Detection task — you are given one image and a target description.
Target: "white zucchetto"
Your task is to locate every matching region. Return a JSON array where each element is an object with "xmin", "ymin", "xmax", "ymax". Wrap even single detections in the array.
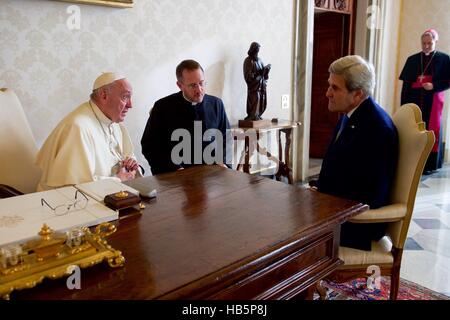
[{"xmin": 93, "ymin": 72, "xmax": 125, "ymax": 90}]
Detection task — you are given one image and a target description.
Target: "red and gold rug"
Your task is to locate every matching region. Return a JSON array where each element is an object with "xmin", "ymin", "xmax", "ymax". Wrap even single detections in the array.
[{"xmin": 318, "ymin": 277, "xmax": 449, "ymax": 300}]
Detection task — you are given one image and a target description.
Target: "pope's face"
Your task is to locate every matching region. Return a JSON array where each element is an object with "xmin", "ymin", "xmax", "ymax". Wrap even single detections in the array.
[
  {"xmin": 105, "ymin": 79, "xmax": 133, "ymax": 123},
  {"xmin": 422, "ymin": 34, "xmax": 436, "ymax": 55},
  {"xmin": 177, "ymin": 68, "xmax": 205, "ymax": 103}
]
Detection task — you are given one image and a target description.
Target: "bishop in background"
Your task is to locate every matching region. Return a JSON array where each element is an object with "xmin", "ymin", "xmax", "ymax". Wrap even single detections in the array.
[{"xmin": 399, "ymin": 28, "xmax": 450, "ymax": 174}]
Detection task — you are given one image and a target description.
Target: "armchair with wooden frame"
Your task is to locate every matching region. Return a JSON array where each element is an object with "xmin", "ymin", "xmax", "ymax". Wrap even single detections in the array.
[
  {"xmin": 318, "ymin": 103, "xmax": 435, "ymax": 300},
  {"xmin": 0, "ymin": 88, "xmax": 41, "ymax": 197}
]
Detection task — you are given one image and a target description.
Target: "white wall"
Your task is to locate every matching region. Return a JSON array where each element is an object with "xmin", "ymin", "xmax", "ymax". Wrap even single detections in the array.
[
  {"xmin": 0, "ymin": 0, "xmax": 294, "ymax": 173},
  {"xmin": 376, "ymin": 0, "xmax": 401, "ymax": 115}
]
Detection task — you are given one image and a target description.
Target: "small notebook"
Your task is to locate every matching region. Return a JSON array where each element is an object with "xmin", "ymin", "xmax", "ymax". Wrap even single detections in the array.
[
  {"xmin": 0, "ymin": 186, "xmax": 118, "ymax": 246},
  {"xmin": 125, "ymin": 177, "xmax": 158, "ymax": 199}
]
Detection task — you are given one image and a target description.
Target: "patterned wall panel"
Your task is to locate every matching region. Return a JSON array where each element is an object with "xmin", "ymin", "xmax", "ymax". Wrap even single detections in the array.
[
  {"xmin": 0, "ymin": 0, "xmax": 294, "ymax": 173},
  {"xmin": 398, "ymin": 0, "xmax": 450, "ymax": 66}
]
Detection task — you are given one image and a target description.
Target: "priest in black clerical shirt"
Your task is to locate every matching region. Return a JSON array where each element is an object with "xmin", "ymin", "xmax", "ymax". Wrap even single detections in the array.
[
  {"xmin": 399, "ymin": 29, "xmax": 450, "ymax": 173},
  {"xmin": 141, "ymin": 59, "xmax": 231, "ymax": 175}
]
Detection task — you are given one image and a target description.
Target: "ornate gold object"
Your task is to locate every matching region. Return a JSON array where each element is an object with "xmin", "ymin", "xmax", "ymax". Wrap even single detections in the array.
[
  {"xmin": 52, "ymin": 0, "xmax": 133, "ymax": 8},
  {"xmin": 0, "ymin": 222, "xmax": 125, "ymax": 300},
  {"xmin": 139, "ymin": 203, "xmax": 146, "ymax": 210},
  {"xmin": 115, "ymin": 191, "xmax": 129, "ymax": 198}
]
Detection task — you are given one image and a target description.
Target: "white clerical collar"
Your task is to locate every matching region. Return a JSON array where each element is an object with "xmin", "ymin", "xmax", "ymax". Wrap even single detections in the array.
[
  {"xmin": 90, "ymin": 100, "xmax": 114, "ymax": 127},
  {"xmin": 423, "ymin": 50, "xmax": 435, "ymax": 56},
  {"xmin": 346, "ymin": 97, "xmax": 368, "ymax": 118},
  {"xmin": 182, "ymin": 92, "xmax": 198, "ymax": 106}
]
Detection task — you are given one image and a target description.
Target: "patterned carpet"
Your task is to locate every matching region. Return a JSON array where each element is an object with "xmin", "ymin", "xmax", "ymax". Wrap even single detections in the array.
[{"xmin": 316, "ymin": 277, "xmax": 450, "ymax": 300}]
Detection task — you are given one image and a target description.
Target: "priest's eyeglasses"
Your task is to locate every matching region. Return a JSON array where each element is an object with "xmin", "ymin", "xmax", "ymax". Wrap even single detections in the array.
[
  {"xmin": 41, "ymin": 190, "xmax": 89, "ymax": 216},
  {"xmin": 184, "ymin": 81, "xmax": 207, "ymax": 90}
]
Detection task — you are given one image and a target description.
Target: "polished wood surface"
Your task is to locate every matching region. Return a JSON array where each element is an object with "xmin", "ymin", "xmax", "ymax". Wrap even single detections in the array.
[{"xmin": 12, "ymin": 166, "xmax": 367, "ymax": 300}]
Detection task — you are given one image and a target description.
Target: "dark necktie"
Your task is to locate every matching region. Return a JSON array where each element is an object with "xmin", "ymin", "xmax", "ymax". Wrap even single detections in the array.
[{"xmin": 335, "ymin": 114, "xmax": 349, "ymax": 142}]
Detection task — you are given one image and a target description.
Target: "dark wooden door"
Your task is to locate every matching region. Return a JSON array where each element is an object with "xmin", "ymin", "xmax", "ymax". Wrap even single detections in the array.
[{"xmin": 309, "ymin": 10, "xmax": 354, "ymax": 158}]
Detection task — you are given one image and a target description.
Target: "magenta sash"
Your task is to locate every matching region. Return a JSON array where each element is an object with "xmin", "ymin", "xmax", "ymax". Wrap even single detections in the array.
[{"xmin": 429, "ymin": 91, "xmax": 445, "ymax": 152}]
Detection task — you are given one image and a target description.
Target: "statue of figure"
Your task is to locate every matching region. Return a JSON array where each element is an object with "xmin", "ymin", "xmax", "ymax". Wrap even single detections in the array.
[{"xmin": 243, "ymin": 42, "xmax": 271, "ymax": 121}]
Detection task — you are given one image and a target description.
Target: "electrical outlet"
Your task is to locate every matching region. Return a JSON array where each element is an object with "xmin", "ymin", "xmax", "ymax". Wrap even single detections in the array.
[{"xmin": 281, "ymin": 94, "xmax": 289, "ymax": 109}]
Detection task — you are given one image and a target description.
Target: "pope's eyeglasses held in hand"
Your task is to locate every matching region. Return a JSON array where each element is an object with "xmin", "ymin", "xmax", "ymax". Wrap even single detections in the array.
[{"xmin": 41, "ymin": 190, "xmax": 89, "ymax": 216}]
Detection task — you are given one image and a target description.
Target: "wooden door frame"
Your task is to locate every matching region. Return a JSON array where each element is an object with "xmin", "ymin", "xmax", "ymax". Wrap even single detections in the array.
[
  {"xmin": 291, "ymin": 0, "xmax": 315, "ymax": 183},
  {"xmin": 292, "ymin": 0, "xmax": 369, "ymax": 183}
]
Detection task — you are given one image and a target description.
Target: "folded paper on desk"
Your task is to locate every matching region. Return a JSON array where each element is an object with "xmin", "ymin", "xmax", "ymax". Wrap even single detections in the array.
[
  {"xmin": 124, "ymin": 178, "xmax": 158, "ymax": 199},
  {"xmin": 75, "ymin": 179, "xmax": 140, "ymax": 202},
  {"xmin": 0, "ymin": 186, "xmax": 118, "ymax": 247}
]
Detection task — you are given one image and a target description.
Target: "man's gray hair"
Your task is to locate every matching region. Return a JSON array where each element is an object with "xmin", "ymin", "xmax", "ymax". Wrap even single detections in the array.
[
  {"xmin": 90, "ymin": 82, "xmax": 114, "ymax": 101},
  {"xmin": 328, "ymin": 55, "xmax": 375, "ymax": 97}
]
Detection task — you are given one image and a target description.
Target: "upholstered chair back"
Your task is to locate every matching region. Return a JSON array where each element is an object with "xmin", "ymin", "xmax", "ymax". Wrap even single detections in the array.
[
  {"xmin": 0, "ymin": 88, "xmax": 41, "ymax": 193},
  {"xmin": 387, "ymin": 104, "xmax": 435, "ymax": 248},
  {"xmin": 322, "ymin": 103, "xmax": 435, "ymax": 300}
]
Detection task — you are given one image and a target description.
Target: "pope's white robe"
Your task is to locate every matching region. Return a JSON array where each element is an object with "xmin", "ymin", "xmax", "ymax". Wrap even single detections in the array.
[{"xmin": 36, "ymin": 101, "xmax": 138, "ymax": 191}]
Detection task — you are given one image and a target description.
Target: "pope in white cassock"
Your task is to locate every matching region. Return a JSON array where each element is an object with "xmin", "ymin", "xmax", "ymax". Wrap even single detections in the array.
[{"xmin": 36, "ymin": 73, "xmax": 142, "ymax": 191}]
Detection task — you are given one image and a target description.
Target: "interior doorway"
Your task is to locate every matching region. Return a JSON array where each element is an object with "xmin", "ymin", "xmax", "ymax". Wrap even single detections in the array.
[{"xmin": 309, "ymin": 3, "xmax": 357, "ymax": 159}]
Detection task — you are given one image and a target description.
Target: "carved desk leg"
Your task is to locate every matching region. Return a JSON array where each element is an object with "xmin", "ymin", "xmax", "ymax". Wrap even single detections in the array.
[
  {"xmin": 242, "ymin": 133, "xmax": 258, "ymax": 174},
  {"xmin": 305, "ymin": 284, "xmax": 317, "ymax": 300},
  {"xmin": 275, "ymin": 130, "xmax": 283, "ymax": 182},
  {"xmin": 316, "ymin": 280, "xmax": 328, "ymax": 300},
  {"xmin": 274, "ymin": 128, "xmax": 294, "ymax": 184},
  {"xmin": 278, "ymin": 129, "xmax": 283, "ymax": 166},
  {"xmin": 235, "ymin": 134, "xmax": 245, "ymax": 172},
  {"xmin": 243, "ymin": 135, "xmax": 251, "ymax": 173},
  {"xmin": 284, "ymin": 128, "xmax": 294, "ymax": 184}
]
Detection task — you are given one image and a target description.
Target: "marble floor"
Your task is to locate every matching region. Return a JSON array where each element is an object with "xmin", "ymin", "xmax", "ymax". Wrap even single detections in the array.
[
  {"xmin": 401, "ymin": 165, "xmax": 450, "ymax": 297},
  {"xmin": 308, "ymin": 159, "xmax": 450, "ymax": 297}
]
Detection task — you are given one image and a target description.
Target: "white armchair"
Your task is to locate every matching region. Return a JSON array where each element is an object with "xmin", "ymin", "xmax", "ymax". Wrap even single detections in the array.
[{"xmin": 0, "ymin": 88, "xmax": 41, "ymax": 195}]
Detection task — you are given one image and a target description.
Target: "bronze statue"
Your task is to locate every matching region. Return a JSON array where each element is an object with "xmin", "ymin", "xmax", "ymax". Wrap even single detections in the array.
[{"xmin": 243, "ymin": 42, "xmax": 271, "ymax": 121}]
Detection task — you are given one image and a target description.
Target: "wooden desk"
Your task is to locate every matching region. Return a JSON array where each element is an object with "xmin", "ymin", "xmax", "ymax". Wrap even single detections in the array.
[
  {"xmin": 232, "ymin": 120, "xmax": 299, "ymax": 184},
  {"xmin": 12, "ymin": 166, "xmax": 367, "ymax": 300}
]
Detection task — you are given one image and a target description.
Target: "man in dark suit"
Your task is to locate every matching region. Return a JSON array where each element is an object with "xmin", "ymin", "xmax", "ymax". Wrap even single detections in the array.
[
  {"xmin": 317, "ymin": 55, "xmax": 399, "ymax": 251},
  {"xmin": 141, "ymin": 60, "xmax": 231, "ymax": 175},
  {"xmin": 399, "ymin": 29, "xmax": 450, "ymax": 174}
]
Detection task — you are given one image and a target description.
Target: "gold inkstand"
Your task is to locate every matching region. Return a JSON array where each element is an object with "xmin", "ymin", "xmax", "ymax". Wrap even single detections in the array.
[{"xmin": 0, "ymin": 222, "xmax": 125, "ymax": 300}]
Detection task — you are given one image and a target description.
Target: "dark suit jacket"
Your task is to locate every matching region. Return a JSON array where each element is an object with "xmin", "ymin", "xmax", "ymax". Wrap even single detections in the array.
[
  {"xmin": 399, "ymin": 51, "xmax": 450, "ymax": 126},
  {"xmin": 141, "ymin": 92, "xmax": 231, "ymax": 175},
  {"xmin": 317, "ymin": 97, "xmax": 399, "ymax": 250}
]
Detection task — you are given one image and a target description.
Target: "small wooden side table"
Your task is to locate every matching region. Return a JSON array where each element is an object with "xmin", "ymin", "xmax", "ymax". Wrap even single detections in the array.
[{"xmin": 232, "ymin": 120, "xmax": 299, "ymax": 184}]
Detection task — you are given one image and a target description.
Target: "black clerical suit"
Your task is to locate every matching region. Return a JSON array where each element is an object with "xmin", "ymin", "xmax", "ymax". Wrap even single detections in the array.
[
  {"xmin": 399, "ymin": 51, "xmax": 450, "ymax": 172},
  {"xmin": 318, "ymin": 97, "xmax": 399, "ymax": 251},
  {"xmin": 141, "ymin": 92, "xmax": 231, "ymax": 175}
]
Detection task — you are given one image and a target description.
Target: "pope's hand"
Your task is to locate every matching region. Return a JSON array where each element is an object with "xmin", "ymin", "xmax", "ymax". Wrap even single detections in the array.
[
  {"xmin": 122, "ymin": 157, "xmax": 139, "ymax": 172},
  {"xmin": 117, "ymin": 167, "xmax": 136, "ymax": 181}
]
